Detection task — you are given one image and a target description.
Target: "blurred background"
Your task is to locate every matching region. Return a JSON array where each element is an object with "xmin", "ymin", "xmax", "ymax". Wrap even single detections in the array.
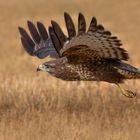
[
  {"xmin": 1, "ymin": 0, "xmax": 140, "ymax": 74},
  {"xmin": 0, "ymin": 0, "xmax": 140, "ymax": 140}
]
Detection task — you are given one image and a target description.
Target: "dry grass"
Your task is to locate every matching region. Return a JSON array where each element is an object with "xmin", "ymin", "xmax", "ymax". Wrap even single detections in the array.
[{"xmin": 0, "ymin": 0, "xmax": 140, "ymax": 139}]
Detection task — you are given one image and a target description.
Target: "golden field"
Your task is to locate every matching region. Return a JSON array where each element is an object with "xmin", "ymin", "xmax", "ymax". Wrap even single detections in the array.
[{"xmin": 0, "ymin": 0, "xmax": 140, "ymax": 139}]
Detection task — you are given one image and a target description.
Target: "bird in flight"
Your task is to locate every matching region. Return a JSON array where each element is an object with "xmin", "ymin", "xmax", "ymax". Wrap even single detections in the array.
[{"xmin": 18, "ymin": 12, "xmax": 140, "ymax": 98}]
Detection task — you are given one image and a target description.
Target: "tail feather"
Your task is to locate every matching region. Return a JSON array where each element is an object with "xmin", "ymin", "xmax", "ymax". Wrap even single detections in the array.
[{"xmin": 114, "ymin": 62, "xmax": 140, "ymax": 79}]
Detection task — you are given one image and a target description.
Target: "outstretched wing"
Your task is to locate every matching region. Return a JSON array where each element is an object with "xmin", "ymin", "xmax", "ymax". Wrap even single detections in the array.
[
  {"xmin": 19, "ymin": 21, "xmax": 59, "ymax": 59},
  {"xmin": 18, "ymin": 12, "xmax": 87, "ymax": 59},
  {"xmin": 49, "ymin": 12, "xmax": 86, "ymax": 56},
  {"xmin": 50, "ymin": 15, "xmax": 129, "ymax": 63}
]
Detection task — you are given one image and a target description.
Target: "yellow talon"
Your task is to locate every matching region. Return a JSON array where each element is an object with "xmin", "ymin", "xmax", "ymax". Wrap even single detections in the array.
[{"xmin": 117, "ymin": 84, "xmax": 136, "ymax": 98}]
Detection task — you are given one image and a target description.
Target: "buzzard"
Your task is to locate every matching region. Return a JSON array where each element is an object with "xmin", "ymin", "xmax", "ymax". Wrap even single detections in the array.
[{"xmin": 18, "ymin": 12, "xmax": 140, "ymax": 98}]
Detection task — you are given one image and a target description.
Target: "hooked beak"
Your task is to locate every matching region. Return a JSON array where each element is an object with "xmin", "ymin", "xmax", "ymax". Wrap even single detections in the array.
[{"xmin": 37, "ymin": 64, "xmax": 46, "ymax": 72}]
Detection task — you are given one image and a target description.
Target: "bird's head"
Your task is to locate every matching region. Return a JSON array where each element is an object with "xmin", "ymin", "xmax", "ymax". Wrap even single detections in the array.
[
  {"xmin": 37, "ymin": 61, "xmax": 56, "ymax": 74},
  {"xmin": 37, "ymin": 58, "xmax": 68, "ymax": 76}
]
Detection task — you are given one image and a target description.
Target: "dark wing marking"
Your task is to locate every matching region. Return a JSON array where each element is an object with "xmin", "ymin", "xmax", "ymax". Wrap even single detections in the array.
[
  {"xmin": 78, "ymin": 13, "xmax": 86, "ymax": 35},
  {"xmin": 19, "ymin": 21, "xmax": 59, "ymax": 59},
  {"xmin": 61, "ymin": 34, "xmax": 128, "ymax": 61},
  {"xmin": 49, "ymin": 26, "xmax": 62, "ymax": 56},
  {"xmin": 37, "ymin": 22, "xmax": 48, "ymax": 41},
  {"xmin": 19, "ymin": 13, "xmax": 86, "ymax": 59},
  {"xmin": 27, "ymin": 21, "xmax": 41, "ymax": 44},
  {"xmin": 20, "ymin": 37, "xmax": 34, "ymax": 56},
  {"xmin": 88, "ymin": 17, "xmax": 97, "ymax": 32},
  {"xmin": 50, "ymin": 16, "xmax": 129, "ymax": 62},
  {"xmin": 64, "ymin": 12, "xmax": 76, "ymax": 39},
  {"xmin": 51, "ymin": 20, "xmax": 67, "ymax": 47},
  {"xmin": 19, "ymin": 27, "xmax": 35, "ymax": 56}
]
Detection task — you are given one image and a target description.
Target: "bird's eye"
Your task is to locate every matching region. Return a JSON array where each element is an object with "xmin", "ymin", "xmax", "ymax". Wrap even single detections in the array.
[{"xmin": 45, "ymin": 65, "xmax": 50, "ymax": 68}]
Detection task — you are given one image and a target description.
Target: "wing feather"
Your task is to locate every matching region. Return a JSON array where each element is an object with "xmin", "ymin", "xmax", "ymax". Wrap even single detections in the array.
[
  {"xmin": 37, "ymin": 22, "xmax": 49, "ymax": 41},
  {"xmin": 27, "ymin": 21, "xmax": 41, "ymax": 44},
  {"xmin": 20, "ymin": 37, "xmax": 34, "ymax": 56},
  {"xmin": 64, "ymin": 12, "xmax": 76, "ymax": 39},
  {"xmin": 18, "ymin": 27, "xmax": 35, "ymax": 55},
  {"xmin": 49, "ymin": 26, "xmax": 62, "ymax": 56},
  {"xmin": 19, "ymin": 13, "xmax": 128, "ymax": 62},
  {"xmin": 78, "ymin": 13, "xmax": 86, "ymax": 35},
  {"xmin": 51, "ymin": 20, "xmax": 67, "ymax": 47},
  {"xmin": 52, "ymin": 16, "xmax": 129, "ymax": 61},
  {"xmin": 19, "ymin": 22, "xmax": 59, "ymax": 58},
  {"xmin": 88, "ymin": 17, "xmax": 97, "ymax": 32},
  {"xmin": 60, "ymin": 33, "xmax": 129, "ymax": 61}
]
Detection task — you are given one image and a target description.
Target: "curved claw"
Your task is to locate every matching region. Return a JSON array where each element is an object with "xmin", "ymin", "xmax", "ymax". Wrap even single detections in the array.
[
  {"xmin": 124, "ymin": 90, "xmax": 136, "ymax": 98},
  {"xmin": 117, "ymin": 84, "xmax": 136, "ymax": 98}
]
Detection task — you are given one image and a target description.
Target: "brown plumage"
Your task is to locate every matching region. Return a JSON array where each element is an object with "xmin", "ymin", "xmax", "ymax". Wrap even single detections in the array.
[{"xmin": 19, "ymin": 12, "xmax": 140, "ymax": 98}]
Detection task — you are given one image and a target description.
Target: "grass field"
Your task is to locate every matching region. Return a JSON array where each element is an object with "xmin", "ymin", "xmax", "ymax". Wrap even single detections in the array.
[{"xmin": 0, "ymin": 0, "xmax": 140, "ymax": 139}]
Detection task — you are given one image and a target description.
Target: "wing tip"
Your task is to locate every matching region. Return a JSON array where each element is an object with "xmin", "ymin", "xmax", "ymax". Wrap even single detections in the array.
[
  {"xmin": 27, "ymin": 20, "xmax": 33, "ymax": 26},
  {"xmin": 64, "ymin": 12, "xmax": 70, "ymax": 18},
  {"xmin": 18, "ymin": 26, "xmax": 25, "ymax": 36},
  {"xmin": 78, "ymin": 12, "xmax": 86, "ymax": 35},
  {"xmin": 37, "ymin": 21, "xmax": 48, "ymax": 41},
  {"xmin": 88, "ymin": 16, "xmax": 97, "ymax": 32},
  {"xmin": 78, "ymin": 12, "xmax": 84, "ymax": 18},
  {"xmin": 48, "ymin": 26, "xmax": 62, "ymax": 56},
  {"xmin": 20, "ymin": 37, "xmax": 34, "ymax": 56},
  {"xmin": 51, "ymin": 20, "xmax": 59, "ymax": 28}
]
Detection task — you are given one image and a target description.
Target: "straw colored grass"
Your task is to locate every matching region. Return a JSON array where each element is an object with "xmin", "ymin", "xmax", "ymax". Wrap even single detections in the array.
[{"xmin": 0, "ymin": 0, "xmax": 140, "ymax": 139}]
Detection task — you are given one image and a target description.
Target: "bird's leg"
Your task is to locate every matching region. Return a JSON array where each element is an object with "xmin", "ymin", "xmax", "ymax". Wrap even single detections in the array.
[{"xmin": 116, "ymin": 84, "xmax": 136, "ymax": 98}]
